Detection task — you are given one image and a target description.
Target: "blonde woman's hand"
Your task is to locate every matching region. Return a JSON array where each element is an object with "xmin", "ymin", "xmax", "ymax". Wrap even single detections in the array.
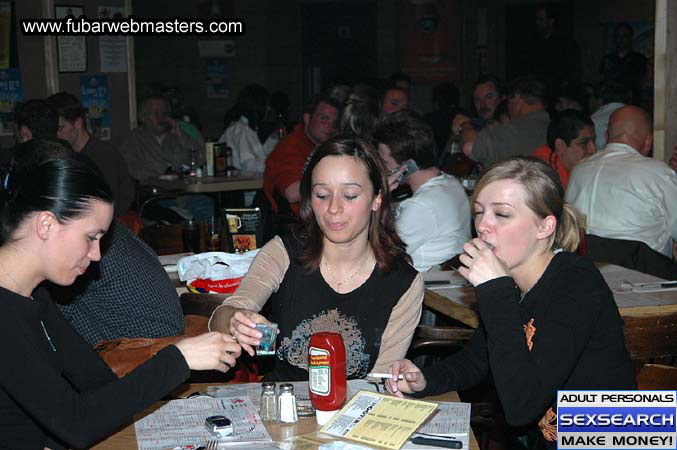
[
  {"xmin": 230, "ymin": 309, "xmax": 271, "ymax": 356},
  {"xmin": 175, "ymin": 332, "xmax": 241, "ymax": 373},
  {"xmin": 458, "ymin": 238, "xmax": 509, "ymax": 286},
  {"xmin": 385, "ymin": 359, "xmax": 427, "ymax": 398}
]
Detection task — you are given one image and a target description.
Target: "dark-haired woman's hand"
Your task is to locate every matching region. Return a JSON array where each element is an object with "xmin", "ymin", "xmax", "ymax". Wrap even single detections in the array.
[
  {"xmin": 458, "ymin": 238, "xmax": 509, "ymax": 286},
  {"xmin": 230, "ymin": 310, "xmax": 272, "ymax": 357},
  {"xmin": 175, "ymin": 332, "xmax": 241, "ymax": 373}
]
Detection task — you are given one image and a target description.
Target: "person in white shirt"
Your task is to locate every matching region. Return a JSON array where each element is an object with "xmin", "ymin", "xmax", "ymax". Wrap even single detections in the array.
[
  {"xmin": 218, "ymin": 84, "xmax": 278, "ymax": 174},
  {"xmin": 566, "ymin": 105, "xmax": 677, "ymax": 259},
  {"xmin": 590, "ymin": 80, "xmax": 629, "ymax": 151},
  {"xmin": 374, "ymin": 110, "xmax": 471, "ymax": 272}
]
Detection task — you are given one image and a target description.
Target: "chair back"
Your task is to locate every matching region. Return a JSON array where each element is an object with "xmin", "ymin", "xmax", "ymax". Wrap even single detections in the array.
[
  {"xmin": 585, "ymin": 234, "xmax": 677, "ymax": 280},
  {"xmin": 637, "ymin": 364, "xmax": 677, "ymax": 389}
]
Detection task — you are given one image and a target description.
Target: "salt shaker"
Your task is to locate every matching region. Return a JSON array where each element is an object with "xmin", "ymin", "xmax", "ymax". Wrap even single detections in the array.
[
  {"xmin": 278, "ymin": 383, "xmax": 298, "ymax": 423},
  {"xmin": 260, "ymin": 382, "xmax": 277, "ymax": 422}
]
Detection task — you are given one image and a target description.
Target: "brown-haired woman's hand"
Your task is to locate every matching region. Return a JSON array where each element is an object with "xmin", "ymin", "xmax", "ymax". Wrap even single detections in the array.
[
  {"xmin": 175, "ymin": 332, "xmax": 241, "ymax": 373},
  {"xmin": 230, "ymin": 309, "xmax": 272, "ymax": 357},
  {"xmin": 458, "ymin": 238, "xmax": 509, "ymax": 286},
  {"xmin": 385, "ymin": 359, "xmax": 426, "ymax": 398}
]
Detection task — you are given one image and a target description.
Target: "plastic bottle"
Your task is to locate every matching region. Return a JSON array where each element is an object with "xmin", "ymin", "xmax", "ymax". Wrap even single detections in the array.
[{"xmin": 308, "ymin": 332, "xmax": 347, "ymax": 425}]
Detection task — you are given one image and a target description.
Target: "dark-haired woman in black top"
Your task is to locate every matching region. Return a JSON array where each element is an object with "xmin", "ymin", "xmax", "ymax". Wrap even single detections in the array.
[{"xmin": 0, "ymin": 139, "xmax": 241, "ymax": 449}]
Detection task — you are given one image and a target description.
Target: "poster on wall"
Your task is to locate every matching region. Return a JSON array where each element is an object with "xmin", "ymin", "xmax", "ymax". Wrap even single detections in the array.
[
  {"xmin": 206, "ymin": 58, "xmax": 228, "ymax": 98},
  {"xmin": 98, "ymin": 6, "xmax": 127, "ymax": 72},
  {"xmin": 80, "ymin": 75, "xmax": 111, "ymax": 140},
  {"xmin": 56, "ymin": 6, "xmax": 86, "ymax": 73},
  {"xmin": 0, "ymin": 1, "xmax": 11, "ymax": 69},
  {"xmin": 399, "ymin": 0, "xmax": 462, "ymax": 83},
  {"xmin": 0, "ymin": 67, "xmax": 22, "ymax": 136}
]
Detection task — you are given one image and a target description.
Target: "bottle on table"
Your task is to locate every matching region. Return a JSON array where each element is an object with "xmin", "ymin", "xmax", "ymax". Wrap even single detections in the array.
[{"xmin": 308, "ymin": 332, "xmax": 347, "ymax": 425}]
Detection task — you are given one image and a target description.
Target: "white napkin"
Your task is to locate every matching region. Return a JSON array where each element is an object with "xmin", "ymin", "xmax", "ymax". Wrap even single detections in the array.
[{"xmin": 177, "ymin": 250, "xmax": 260, "ymax": 283}]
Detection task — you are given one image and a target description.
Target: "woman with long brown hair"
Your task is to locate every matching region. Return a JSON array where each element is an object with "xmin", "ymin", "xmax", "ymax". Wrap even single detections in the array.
[{"xmin": 210, "ymin": 135, "xmax": 423, "ymax": 381}]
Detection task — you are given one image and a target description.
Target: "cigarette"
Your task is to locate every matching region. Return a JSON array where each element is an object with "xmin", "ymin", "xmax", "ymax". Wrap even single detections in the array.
[{"xmin": 366, "ymin": 372, "xmax": 404, "ymax": 380}]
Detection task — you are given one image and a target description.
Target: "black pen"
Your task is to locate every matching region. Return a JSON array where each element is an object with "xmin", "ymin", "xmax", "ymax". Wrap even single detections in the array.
[{"xmin": 411, "ymin": 436, "xmax": 463, "ymax": 449}]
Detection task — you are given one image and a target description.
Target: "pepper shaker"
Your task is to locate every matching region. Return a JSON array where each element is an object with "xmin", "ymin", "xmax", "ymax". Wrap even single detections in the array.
[{"xmin": 260, "ymin": 382, "xmax": 277, "ymax": 422}]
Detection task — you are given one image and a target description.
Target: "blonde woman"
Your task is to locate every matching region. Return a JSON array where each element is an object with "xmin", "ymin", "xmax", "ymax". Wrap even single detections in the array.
[{"xmin": 387, "ymin": 157, "xmax": 634, "ymax": 448}]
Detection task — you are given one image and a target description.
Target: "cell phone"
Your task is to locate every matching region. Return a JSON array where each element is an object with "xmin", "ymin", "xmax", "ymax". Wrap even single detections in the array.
[
  {"xmin": 398, "ymin": 159, "xmax": 419, "ymax": 182},
  {"xmin": 205, "ymin": 415, "xmax": 233, "ymax": 438}
]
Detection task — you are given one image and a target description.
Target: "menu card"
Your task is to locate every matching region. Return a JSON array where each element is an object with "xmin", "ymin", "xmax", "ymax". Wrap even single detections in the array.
[{"xmin": 320, "ymin": 391, "xmax": 437, "ymax": 450}]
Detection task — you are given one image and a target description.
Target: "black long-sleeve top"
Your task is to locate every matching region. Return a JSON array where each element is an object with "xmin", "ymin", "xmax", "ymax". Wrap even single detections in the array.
[
  {"xmin": 415, "ymin": 252, "xmax": 635, "ymax": 426},
  {"xmin": 0, "ymin": 286, "xmax": 190, "ymax": 449}
]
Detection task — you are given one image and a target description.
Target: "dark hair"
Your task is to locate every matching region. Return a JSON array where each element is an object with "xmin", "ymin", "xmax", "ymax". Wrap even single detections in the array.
[
  {"xmin": 14, "ymin": 100, "xmax": 58, "ymax": 140},
  {"xmin": 223, "ymin": 84, "xmax": 270, "ymax": 131},
  {"xmin": 432, "ymin": 82, "xmax": 459, "ymax": 109},
  {"xmin": 547, "ymin": 109, "xmax": 594, "ymax": 150},
  {"xmin": 507, "ymin": 76, "xmax": 547, "ymax": 105},
  {"xmin": 297, "ymin": 135, "xmax": 407, "ymax": 273},
  {"xmin": 303, "ymin": 94, "xmax": 341, "ymax": 116},
  {"xmin": 0, "ymin": 139, "xmax": 113, "ymax": 246},
  {"xmin": 373, "ymin": 110, "xmax": 436, "ymax": 169},
  {"xmin": 389, "ymin": 71, "xmax": 411, "ymax": 86},
  {"xmin": 269, "ymin": 91, "xmax": 290, "ymax": 117},
  {"xmin": 473, "ymin": 74, "xmax": 504, "ymax": 96},
  {"xmin": 599, "ymin": 80, "xmax": 631, "ymax": 105},
  {"xmin": 46, "ymin": 91, "xmax": 86, "ymax": 123},
  {"xmin": 556, "ymin": 82, "xmax": 589, "ymax": 113},
  {"xmin": 339, "ymin": 86, "xmax": 380, "ymax": 138}
]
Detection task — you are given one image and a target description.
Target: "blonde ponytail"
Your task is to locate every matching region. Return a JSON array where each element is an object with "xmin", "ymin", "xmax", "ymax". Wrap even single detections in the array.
[{"xmin": 554, "ymin": 203, "xmax": 583, "ymax": 252}]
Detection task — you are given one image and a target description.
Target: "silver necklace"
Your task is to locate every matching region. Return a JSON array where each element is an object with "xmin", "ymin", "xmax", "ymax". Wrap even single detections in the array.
[
  {"xmin": 0, "ymin": 260, "xmax": 20, "ymax": 292},
  {"xmin": 322, "ymin": 252, "xmax": 372, "ymax": 293},
  {"xmin": 0, "ymin": 260, "xmax": 33, "ymax": 300}
]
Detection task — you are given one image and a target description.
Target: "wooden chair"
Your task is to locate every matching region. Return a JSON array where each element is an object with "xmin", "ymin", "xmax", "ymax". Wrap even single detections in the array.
[
  {"xmin": 180, "ymin": 292, "xmax": 228, "ymax": 317},
  {"xmin": 408, "ymin": 325, "xmax": 475, "ymax": 357},
  {"xmin": 637, "ymin": 364, "xmax": 677, "ymax": 389},
  {"xmin": 623, "ymin": 310, "xmax": 677, "ymax": 373}
]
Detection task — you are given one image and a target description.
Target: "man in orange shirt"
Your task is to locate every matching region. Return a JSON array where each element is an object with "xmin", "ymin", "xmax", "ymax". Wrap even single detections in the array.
[
  {"xmin": 263, "ymin": 95, "xmax": 339, "ymax": 214},
  {"xmin": 532, "ymin": 109, "xmax": 596, "ymax": 189}
]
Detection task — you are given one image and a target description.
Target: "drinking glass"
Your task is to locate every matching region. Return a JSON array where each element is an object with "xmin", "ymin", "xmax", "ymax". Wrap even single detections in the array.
[
  {"xmin": 181, "ymin": 219, "xmax": 201, "ymax": 253},
  {"xmin": 206, "ymin": 217, "xmax": 222, "ymax": 251}
]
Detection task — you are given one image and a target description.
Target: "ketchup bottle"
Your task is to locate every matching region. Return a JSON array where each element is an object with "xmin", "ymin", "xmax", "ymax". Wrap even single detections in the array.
[{"xmin": 308, "ymin": 332, "xmax": 347, "ymax": 425}]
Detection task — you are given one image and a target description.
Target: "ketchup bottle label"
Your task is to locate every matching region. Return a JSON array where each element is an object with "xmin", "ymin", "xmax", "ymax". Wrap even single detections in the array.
[{"xmin": 309, "ymin": 346, "xmax": 331, "ymax": 396}]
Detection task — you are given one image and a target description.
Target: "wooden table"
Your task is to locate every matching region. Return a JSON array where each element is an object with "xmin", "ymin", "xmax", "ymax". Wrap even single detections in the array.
[
  {"xmin": 422, "ymin": 265, "xmax": 677, "ymax": 362},
  {"xmin": 147, "ymin": 173, "xmax": 263, "ymax": 194},
  {"xmin": 92, "ymin": 382, "xmax": 479, "ymax": 450}
]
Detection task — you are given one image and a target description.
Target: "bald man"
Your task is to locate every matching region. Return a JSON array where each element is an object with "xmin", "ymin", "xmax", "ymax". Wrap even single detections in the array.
[{"xmin": 566, "ymin": 105, "xmax": 677, "ymax": 268}]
